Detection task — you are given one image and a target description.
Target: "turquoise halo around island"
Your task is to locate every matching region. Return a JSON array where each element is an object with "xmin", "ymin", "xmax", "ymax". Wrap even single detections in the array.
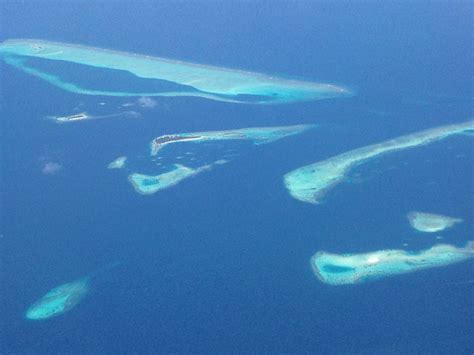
[{"xmin": 0, "ymin": 39, "xmax": 352, "ymax": 104}]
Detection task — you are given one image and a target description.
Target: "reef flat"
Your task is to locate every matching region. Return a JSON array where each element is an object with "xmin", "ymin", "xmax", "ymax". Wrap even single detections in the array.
[
  {"xmin": 284, "ymin": 120, "xmax": 474, "ymax": 204},
  {"xmin": 128, "ymin": 163, "xmax": 211, "ymax": 195},
  {"xmin": 407, "ymin": 211, "xmax": 463, "ymax": 233},
  {"xmin": 26, "ymin": 277, "xmax": 90, "ymax": 320},
  {"xmin": 150, "ymin": 124, "xmax": 315, "ymax": 155},
  {"xmin": 0, "ymin": 39, "xmax": 352, "ymax": 103},
  {"xmin": 311, "ymin": 242, "xmax": 474, "ymax": 285},
  {"xmin": 107, "ymin": 156, "xmax": 127, "ymax": 169}
]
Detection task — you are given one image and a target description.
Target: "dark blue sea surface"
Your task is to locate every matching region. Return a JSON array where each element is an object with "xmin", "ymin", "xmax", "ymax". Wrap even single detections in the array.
[{"xmin": 1, "ymin": 2, "xmax": 473, "ymax": 353}]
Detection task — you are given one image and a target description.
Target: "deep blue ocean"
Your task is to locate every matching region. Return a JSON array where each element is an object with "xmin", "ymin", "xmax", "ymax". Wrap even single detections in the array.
[{"xmin": 1, "ymin": 2, "xmax": 473, "ymax": 354}]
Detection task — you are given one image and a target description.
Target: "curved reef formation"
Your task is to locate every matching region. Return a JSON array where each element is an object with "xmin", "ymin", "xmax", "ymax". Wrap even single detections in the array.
[
  {"xmin": 150, "ymin": 124, "xmax": 315, "ymax": 155},
  {"xmin": 407, "ymin": 211, "xmax": 463, "ymax": 233},
  {"xmin": 128, "ymin": 163, "xmax": 212, "ymax": 195},
  {"xmin": 0, "ymin": 39, "xmax": 352, "ymax": 104},
  {"xmin": 284, "ymin": 120, "xmax": 474, "ymax": 204},
  {"xmin": 311, "ymin": 242, "xmax": 474, "ymax": 285},
  {"xmin": 107, "ymin": 156, "xmax": 127, "ymax": 169}
]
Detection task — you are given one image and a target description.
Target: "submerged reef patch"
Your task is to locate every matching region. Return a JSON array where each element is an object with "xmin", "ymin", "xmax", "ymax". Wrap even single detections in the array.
[
  {"xmin": 25, "ymin": 263, "xmax": 119, "ymax": 320},
  {"xmin": 26, "ymin": 278, "xmax": 90, "ymax": 320},
  {"xmin": 107, "ymin": 156, "xmax": 127, "ymax": 169},
  {"xmin": 407, "ymin": 211, "xmax": 463, "ymax": 233}
]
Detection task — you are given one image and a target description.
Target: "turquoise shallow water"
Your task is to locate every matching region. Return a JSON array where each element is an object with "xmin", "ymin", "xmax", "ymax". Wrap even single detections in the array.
[{"xmin": 1, "ymin": 2, "xmax": 473, "ymax": 353}]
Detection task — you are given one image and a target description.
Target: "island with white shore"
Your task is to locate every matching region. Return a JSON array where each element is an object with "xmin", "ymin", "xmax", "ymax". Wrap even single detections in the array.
[
  {"xmin": 48, "ymin": 112, "xmax": 90, "ymax": 123},
  {"xmin": 407, "ymin": 211, "xmax": 463, "ymax": 233},
  {"xmin": 150, "ymin": 124, "xmax": 315, "ymax": 155},
  {"xmin": 311, "ymin": 241, "xmax": 474, "ymax": 285},
  {"xmin": 284, "ymin": 120, "xmax": 474, "ymax": 204}
]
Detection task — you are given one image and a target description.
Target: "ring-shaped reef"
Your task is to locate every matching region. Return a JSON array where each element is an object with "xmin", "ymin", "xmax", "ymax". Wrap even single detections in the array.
[{"xmin": 0, "ymin": 39, "xmax": 352, "ymax": 104}]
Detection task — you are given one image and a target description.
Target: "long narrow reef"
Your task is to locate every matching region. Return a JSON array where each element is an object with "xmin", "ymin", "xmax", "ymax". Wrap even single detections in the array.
[
  {"xmin": 284, "ymin": 120, "xmax": 474, "ymax": 204},
  {"xmin": 0, "ymin": 39, "xmax": 352, "ymax": 104}
]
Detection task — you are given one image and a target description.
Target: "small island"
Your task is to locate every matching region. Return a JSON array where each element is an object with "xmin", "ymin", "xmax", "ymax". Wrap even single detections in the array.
[
  {"xmin": 311, "ymin": 241, "xmax": 474, "ymax": 285},
  {"xmin": 407, "ymin": 211, "xmax": 463, "ymax": 233}
]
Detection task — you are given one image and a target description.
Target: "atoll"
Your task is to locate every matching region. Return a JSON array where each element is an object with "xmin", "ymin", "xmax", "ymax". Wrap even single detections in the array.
[
  {"xmin": 311, "ymin": 241, "xmax": 474, "ymax": 285},
  {"xmin": 0, "ymin": 39, "xmax": 352, "ymax": 104}
]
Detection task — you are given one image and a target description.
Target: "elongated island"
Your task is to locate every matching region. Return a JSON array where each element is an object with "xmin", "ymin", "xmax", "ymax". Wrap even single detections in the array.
[
  {"xmin": 284, "ymin": 120, "xmax": 474, "ymax": 204},
  {"xmin": 150, "ymin": 124, "xmax": 315, "ymax": 155},
  {"xmin": 311, "ymin": 241, "xmax": 474, "ymax": 285},
  {"xmin": 0, "ymin": 39, "xmax": 352, "ymax": 104}
]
